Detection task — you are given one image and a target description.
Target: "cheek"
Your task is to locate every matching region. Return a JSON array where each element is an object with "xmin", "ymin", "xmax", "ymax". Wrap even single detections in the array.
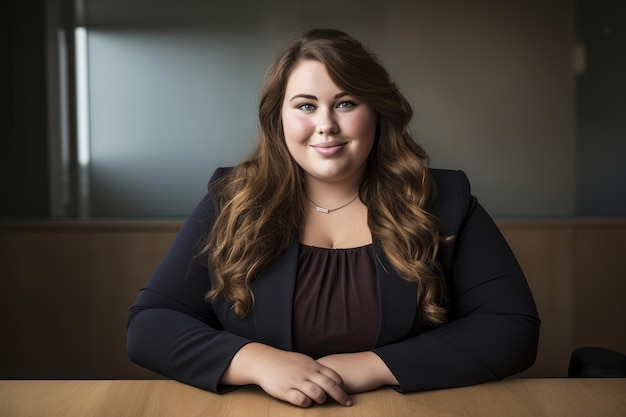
[
  {"xmin": 348, "ymin": 110, "xmax": 377, "ymax": 142},
  {"xmin": 282, "ymin": 113, "xmax": 312, "ymax": 145}
]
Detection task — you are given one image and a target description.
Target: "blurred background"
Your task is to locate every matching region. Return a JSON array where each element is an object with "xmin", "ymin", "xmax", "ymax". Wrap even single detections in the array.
[
  {"xmin": 1, "ymin": 0, "xmax": 624, "ymax": 381},
  {"xmin": 2, "ymin": 0, "xmax": 625, "ymax": 219}
]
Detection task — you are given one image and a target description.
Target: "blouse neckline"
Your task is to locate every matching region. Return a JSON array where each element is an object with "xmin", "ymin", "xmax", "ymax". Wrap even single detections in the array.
[{"xmin": 299, "ymin": 242, "xmax": 373, "ymax": 251}]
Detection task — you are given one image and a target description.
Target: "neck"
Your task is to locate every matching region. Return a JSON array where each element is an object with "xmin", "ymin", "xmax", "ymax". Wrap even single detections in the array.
[{"xmin": 304, "ymin": 175, "xmax": 362, "ymax": 211}]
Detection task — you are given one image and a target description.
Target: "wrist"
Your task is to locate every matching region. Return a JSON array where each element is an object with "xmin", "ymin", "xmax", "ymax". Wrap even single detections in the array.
[
  {"xmin": 318, "ymin": 351, "xmax": 398, "ymax": 391},
  {"xmin": 366, "ymin": 351, "xmax": 399, "ymax": 387},
  {"xmin": 221, "ymin": 342, "xmax": 264, "ymax": 386}
]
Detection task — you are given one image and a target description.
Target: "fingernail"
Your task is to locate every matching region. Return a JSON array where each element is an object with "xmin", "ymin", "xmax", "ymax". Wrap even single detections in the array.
[{"xmin": 345, "ymin": 400, "xmax": 353, "ymax": 407}]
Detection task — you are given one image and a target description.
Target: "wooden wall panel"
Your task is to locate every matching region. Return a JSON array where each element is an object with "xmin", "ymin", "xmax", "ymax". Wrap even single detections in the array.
[
  {"xmin": 572, "ymin": 224, "xmax": 626, "ymax": 354},
  {"xmin": 499, "ymin": 223, "xmax": 574, "ymax": 377},
  {"xmin": 0, "ymin": 222, "xmax": 180, "ymax": 379},
  {"xmin": 1, "ymin": 220, "xmax": 625, "ymax": 380}
]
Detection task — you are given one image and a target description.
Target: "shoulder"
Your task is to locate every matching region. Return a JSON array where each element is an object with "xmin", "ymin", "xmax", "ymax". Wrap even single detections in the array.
[
  {"xmin": 429, "ymin": 168, "xmax": 471, "ymax": 205},
  {"xmin": 207, "ymin": 166, "xmax": 234, "ymax": 189},
  {"xmin": 181, "ymin": 167, "xmax": 234, "ymax": 228},
  {"xmin": 428, "ymin": 168, "xmax": 475, "ymax": 234},
  {"xmin": 206, "ymin": 166, "xmax": 234, "ymax": 200}
]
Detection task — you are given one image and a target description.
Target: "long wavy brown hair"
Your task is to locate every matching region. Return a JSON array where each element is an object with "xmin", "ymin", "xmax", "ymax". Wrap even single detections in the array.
[{"xmin": 203, "ymin": 28, "xmax": 448, "ymax": 325}]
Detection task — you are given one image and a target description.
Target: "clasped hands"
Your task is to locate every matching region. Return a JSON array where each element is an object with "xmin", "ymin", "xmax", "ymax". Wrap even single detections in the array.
[{"xmin": 221, "ymin": 342, "xmax": 397, "ymax": 408}]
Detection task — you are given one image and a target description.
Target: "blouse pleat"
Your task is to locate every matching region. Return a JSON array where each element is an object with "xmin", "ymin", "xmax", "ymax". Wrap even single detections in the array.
[{"xmin": 292, "ymin": 244, "xmax": 380, "ymax": 358}]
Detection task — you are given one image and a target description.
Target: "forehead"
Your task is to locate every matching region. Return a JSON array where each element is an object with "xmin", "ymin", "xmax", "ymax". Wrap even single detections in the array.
[{"xmin": 284, "ymin": 60, "xmax": 342, "ymax": 94}]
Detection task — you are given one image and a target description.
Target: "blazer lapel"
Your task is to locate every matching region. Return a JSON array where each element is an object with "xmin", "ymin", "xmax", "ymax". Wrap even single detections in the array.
[
  {"xmin": 372, "ymin": 243, "xmax": 418, "ymax": 347},
  {"xmin": 250, "ymin": 238, "xmax": 299, "ymax": 350}
]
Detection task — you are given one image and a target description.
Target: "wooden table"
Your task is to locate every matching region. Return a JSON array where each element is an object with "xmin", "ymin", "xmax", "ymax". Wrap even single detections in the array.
[{"xmin": 1, "ymin": 378, "xmax": 624, "ymax": 417}]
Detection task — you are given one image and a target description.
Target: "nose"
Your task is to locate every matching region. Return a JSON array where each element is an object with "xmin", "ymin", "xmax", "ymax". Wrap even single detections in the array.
[{"xmin": 317, "ymin": 109, "xmax": 339, "ymax": 136}]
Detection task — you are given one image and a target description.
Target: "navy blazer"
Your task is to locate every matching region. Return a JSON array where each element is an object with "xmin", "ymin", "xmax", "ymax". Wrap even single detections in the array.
[{"xmin": 127, "ymin": 168, "xmax": 540, "ymax": 393}]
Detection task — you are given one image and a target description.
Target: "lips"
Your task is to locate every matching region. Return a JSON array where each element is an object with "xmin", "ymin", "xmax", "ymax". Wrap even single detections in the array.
[{"xmin": 311, "ymin": 141, "xmax": 347, "ymax": 157}]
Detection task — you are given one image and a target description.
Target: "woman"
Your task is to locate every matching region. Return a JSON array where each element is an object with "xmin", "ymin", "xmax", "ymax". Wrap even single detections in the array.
[{"xmin": 127, "ymin": 28, "xmax": 540, "ymax": 408}]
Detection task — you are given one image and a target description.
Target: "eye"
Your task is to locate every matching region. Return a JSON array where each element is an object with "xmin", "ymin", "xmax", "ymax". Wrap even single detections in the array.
[
  {"xmin": 336, "ymin": 100, "xmax": 356, "ymax": 109},
  {"xmin": 297, "ymin": 103, "xmax": 316, "ymax": 111}
]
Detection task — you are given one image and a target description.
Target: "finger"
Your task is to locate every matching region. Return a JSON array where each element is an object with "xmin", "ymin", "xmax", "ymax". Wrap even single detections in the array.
[
  {"xmin": 296, "ymin": 381, "xmax": 329, "ymax": 405},
  {"xmin": 286, "ymin": 388, "xmax": 313, "ymax": 408},
  {"xmin": 318, "ymin": 365, "xmax": 345, "ymax": 387},
  {"xmin": 309, "ymin": 373, "xmax": 352, "ymax": 407}
]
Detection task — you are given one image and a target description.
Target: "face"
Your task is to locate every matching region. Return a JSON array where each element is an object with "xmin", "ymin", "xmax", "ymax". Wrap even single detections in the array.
[{"xmin": 281, "ymin": 60, "xmax": 377, "ymax": 186}]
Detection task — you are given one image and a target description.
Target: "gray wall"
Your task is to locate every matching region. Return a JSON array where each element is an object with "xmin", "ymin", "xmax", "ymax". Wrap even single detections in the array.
[
  {"xmin": 575, "ymin": 0, "xmax": 626, "ymax": 217},
  {"xmin": 78, "ymin": 0, "xmax": 580, "ymax": 218}
]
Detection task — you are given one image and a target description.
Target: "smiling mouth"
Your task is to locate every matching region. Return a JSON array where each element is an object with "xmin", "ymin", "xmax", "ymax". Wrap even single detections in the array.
[
  {"xmin": 311, "ymin": 141, "xmax": 347, "ymax": 148},
  {"xmin": 311, "ymin": 141, "xmax": 347, "ymax": 156}
]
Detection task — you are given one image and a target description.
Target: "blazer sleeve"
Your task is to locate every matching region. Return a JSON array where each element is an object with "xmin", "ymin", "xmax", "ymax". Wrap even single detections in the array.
[
  {"xmin": 126, "ymin": 168, "xmax": 251, "ymax": 393},
  {"xmin": 372, "ymin": 170, "xmax": 540, "ymax": 392}
]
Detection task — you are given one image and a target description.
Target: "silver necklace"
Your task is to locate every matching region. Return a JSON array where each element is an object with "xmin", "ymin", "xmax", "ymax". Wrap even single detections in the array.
[{"xmin": 306, "ymin": 194, "xmax": 359, "ymax": 214}]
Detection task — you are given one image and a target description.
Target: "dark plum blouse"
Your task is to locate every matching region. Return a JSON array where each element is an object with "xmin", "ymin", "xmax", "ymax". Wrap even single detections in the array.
[{"xmin": 292, "ymin": 243, "xmax": 380, "ymax": 359}]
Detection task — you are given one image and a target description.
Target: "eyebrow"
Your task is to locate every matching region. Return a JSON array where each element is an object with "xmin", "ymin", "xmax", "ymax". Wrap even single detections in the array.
[{"xmin": 289, "ymin": 92, "xmax": 349, "ymax": 102}]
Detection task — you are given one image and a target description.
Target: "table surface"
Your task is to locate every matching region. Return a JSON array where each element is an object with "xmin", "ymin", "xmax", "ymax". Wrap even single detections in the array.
[{"xmin": 1, "ymin": 378, "xmax": 624, "ymax": 417}]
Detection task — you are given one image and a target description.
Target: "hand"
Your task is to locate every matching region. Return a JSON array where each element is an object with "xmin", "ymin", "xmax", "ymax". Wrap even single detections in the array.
[
  {"xmin": 221, "ymin": 343, "xmax": 352, "ymax": 408},
  {"xmin": 317, "ymin": 352, "xmax": 399, "ymax": 393}
]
